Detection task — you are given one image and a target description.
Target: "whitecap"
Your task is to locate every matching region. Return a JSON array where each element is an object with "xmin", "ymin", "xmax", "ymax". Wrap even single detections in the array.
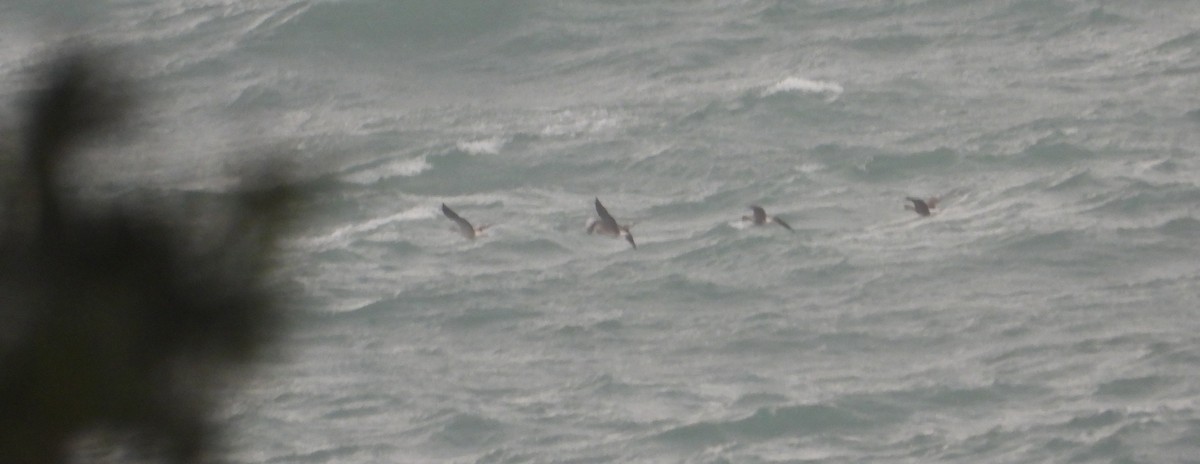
[
  {"xmin": 292, "ymin": 206, "xmax": 438, "ymax": 250},
  {"xmin": 456, "ymin": 136, "xmax": 507, "ymax": 155},
  {"xmin": 540, "ymin": 108, "xmax": 620, "ymax": 137},
  {"xmin": 729, "ymin": 220, "xmax": 753, "ymax": 230},
  {"xmin": 796, "ymin": 162, "xmax": 825, "ymax": 174},
  {"xmin": 762, "ymin": 77, "xmax": 844, "ymax": 100},
  {"xmin": 340, "ymin": 156, "xmax": 431, "ymax": 184}
]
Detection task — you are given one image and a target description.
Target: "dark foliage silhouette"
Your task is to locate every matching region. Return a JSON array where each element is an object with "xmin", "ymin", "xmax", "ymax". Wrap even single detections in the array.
[{"xmin": 0, "ymin": 49, "xmax": 297, "ymax": 463}]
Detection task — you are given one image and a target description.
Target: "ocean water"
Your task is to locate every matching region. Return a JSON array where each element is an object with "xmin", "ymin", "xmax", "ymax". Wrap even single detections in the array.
[{"xmin": 4, "ymin": 1, "xmax": 1200, "ymax": 462}]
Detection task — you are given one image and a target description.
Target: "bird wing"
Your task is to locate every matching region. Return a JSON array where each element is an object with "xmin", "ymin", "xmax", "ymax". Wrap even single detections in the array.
[
  {"xmin": 594, "ymin": 198, "xmax": 620, "ymax": 231},
  {"xmin": 623, "ymin": 229, "xmax": 636, "ymax": 249},
  {"xmin": 441, "ymin": 203, "xmax": 461, "ymax": 221},
  {"xmin": 750, "ymin": 205, "xmax": 766, "ymax": 224},
  {"xmin": 442, "ymin": 204, "xmax": 475, "ymax": 237},
  {"xmin": 905, "ymin": 197, "xmax": 929, "ymax": 216},
  {"xmin": 771, "ymin": 217, "xmax": 794, "ymax": 231}
]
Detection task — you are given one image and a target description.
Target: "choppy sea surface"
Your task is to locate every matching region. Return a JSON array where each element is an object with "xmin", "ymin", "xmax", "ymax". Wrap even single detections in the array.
[{"xmin": 4, "ymin": 1, "xmax": 1200, "ymax": 462}]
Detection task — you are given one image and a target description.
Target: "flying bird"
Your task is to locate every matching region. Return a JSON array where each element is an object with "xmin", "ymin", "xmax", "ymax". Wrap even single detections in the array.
[
  {"xmin": 742, "ymin": 205, "xmax": 793, "ymax": 231},
  {"xmin": 586, "ymin": 198, "xmax": 636, "ymax": 249},
  {"xmin": 905, "ymin": 196, "xmax": 939, "ymax": 217},
  {"xmin": 442, "ymin": 203, "xmax": 489, "ymax": 239}
]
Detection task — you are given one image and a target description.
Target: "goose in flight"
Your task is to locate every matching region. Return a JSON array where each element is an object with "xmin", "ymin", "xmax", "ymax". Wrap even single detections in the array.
[
  {"xmin": 586, "ymin": 198, "xmax": 636, "ymax": 249},
  {"xmin": 742, "ymin": 205, "xmax": 793, "ymax": 231},
  {"xmin": 442, "ymin": 203, "xmax": 489, "ymax": 239}
]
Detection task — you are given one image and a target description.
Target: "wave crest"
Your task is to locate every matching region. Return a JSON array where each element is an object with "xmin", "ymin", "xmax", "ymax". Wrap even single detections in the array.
[{"xmin": 761, "ymin": 77, "xmax": 844, "ymax": 100}]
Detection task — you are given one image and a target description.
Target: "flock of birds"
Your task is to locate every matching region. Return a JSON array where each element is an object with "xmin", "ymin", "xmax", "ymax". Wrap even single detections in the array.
[{"xmin": 440, "ymin": 196, "xmax": 941, "ymax": 249}]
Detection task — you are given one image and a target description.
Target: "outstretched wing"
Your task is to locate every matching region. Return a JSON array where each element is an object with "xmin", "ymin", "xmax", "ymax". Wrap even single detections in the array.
[
  {"xmin": 442, "ymin": 203, "xmax": 475, "ymax": 237},
  {"xmin": 594, "ymin": 198, "xmax": 620, "ymax": 231},
  {"xmin": 905, "ymin": 197, "xmax": 930, "ymax": 216},
  {"xmin": 771, "ymin": 217, "xmax": 794, "ymax": 232},
  {"xmin": 442, "ymin": 203, "xmax": 462, "ymax": 221},
  {"xmin": 749, "ymin": 205, "xmax": 767, "ymax": 224},
  {"xmin": 623, "ymin": 229, "xmax": 637, "ymax": 249}
]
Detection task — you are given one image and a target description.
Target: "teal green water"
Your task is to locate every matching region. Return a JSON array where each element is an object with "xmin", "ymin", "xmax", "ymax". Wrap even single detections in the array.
[{"xmin": 4, "ymin": 1, "xmax": 1200, "ymax": 462}]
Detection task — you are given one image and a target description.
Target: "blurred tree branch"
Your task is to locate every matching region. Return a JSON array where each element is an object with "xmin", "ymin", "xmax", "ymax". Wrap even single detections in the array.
[{"xmin": 0, "ymin": 48, "xmax": 298, "ymax": 463}]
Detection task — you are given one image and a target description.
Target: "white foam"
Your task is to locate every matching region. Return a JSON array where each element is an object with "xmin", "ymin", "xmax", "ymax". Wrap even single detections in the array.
[
  {"xmin": 456, "ymin": 137, "xmax": 507, "ymax": 155},
  {"xmin": 540, "ymin": 109, "xmax": 620, "ymax": 137},
  {"xmin": 796, "ymin": 162, "xmax": 825, "ymax": 174},
  {"xmin": 340, "ymin": 156, "xmax": 431, "ymax": 184},
  {"xmin": 293, "ymin": 206, "xmax": 438, "ymax": 250},
  {"xmin": 762, "ymin": 77, "xmax": 844, "ymax": 100}
]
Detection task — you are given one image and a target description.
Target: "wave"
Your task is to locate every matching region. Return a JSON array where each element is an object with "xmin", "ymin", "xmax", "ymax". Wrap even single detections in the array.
[
  {"xmin": 264, "ymin": 445, "xmax": 365, "ymax": 464},
  {"xmin": 1020, "ymin": 139, "xmax": 1096, "ymax": 165},
  {"xmin": 652, "ymin": 403, "xmax": 885, "ymax": 446},
  {"xmin": 292, "ymin": 206, "xmax": 438, "ymax": 250},
  {"xmin": 1081, "ymin": 186, "xmax": 1200, "ymax": 217},
  {"xmin": 340, "ymin": 157, "xmax": 432, "ymax": 184},
  {"xmin": 567, "ymin": 373, "xmax": 637, "ymax": 397},
  {"xmin": 846, "ymin": 34, "xmax": 932, "ymax": 54},
  {"xmin": 493, "ymin": 237, "xmax": 573, "ymax": 256},
  {"xmin": 1044, "ymin": 168, "xmax": 1107, "ymax": 191},
  {"xmin": 760, "ymin": 76, "xmax": 844, "ymax": 100},
  {"xmin": 732, "ymin": 392, "xmax": 790, "ymax": 408},
  {"xmin": 428, "ymin": 412, "xmax": 510, "ymax": 449},
  {"xmin": 326, "ymin": 134, "xmax": 533, "ymax": 190},
  {"xmin": 442, "ymin": 306, "xmax": 543, "ymax": 330},
  {"xmin": 1095, "ymin": 375, "xmax": 1173, "ymax": 398},
  {"xmin": 1157, "ymin": 217, "xmax": 1200, "ymax": 237},
  {"xmin": 1061, "ymin": 412, "xmax": 1194, "ymax": 463},
  {"xmin": 257, "ymin": 0, "xmax": 523, "ymax": 57},
  {"xmin": 990, "ymin": 229, "xmax": 1083, "ymax": 256},
  {"xmin": 848, "ymin": 147, "xmax": 960, "ymax": 181},
  {"xmin": 456, "ymin": 136, "xmax": 508, "ymax": 155}
]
